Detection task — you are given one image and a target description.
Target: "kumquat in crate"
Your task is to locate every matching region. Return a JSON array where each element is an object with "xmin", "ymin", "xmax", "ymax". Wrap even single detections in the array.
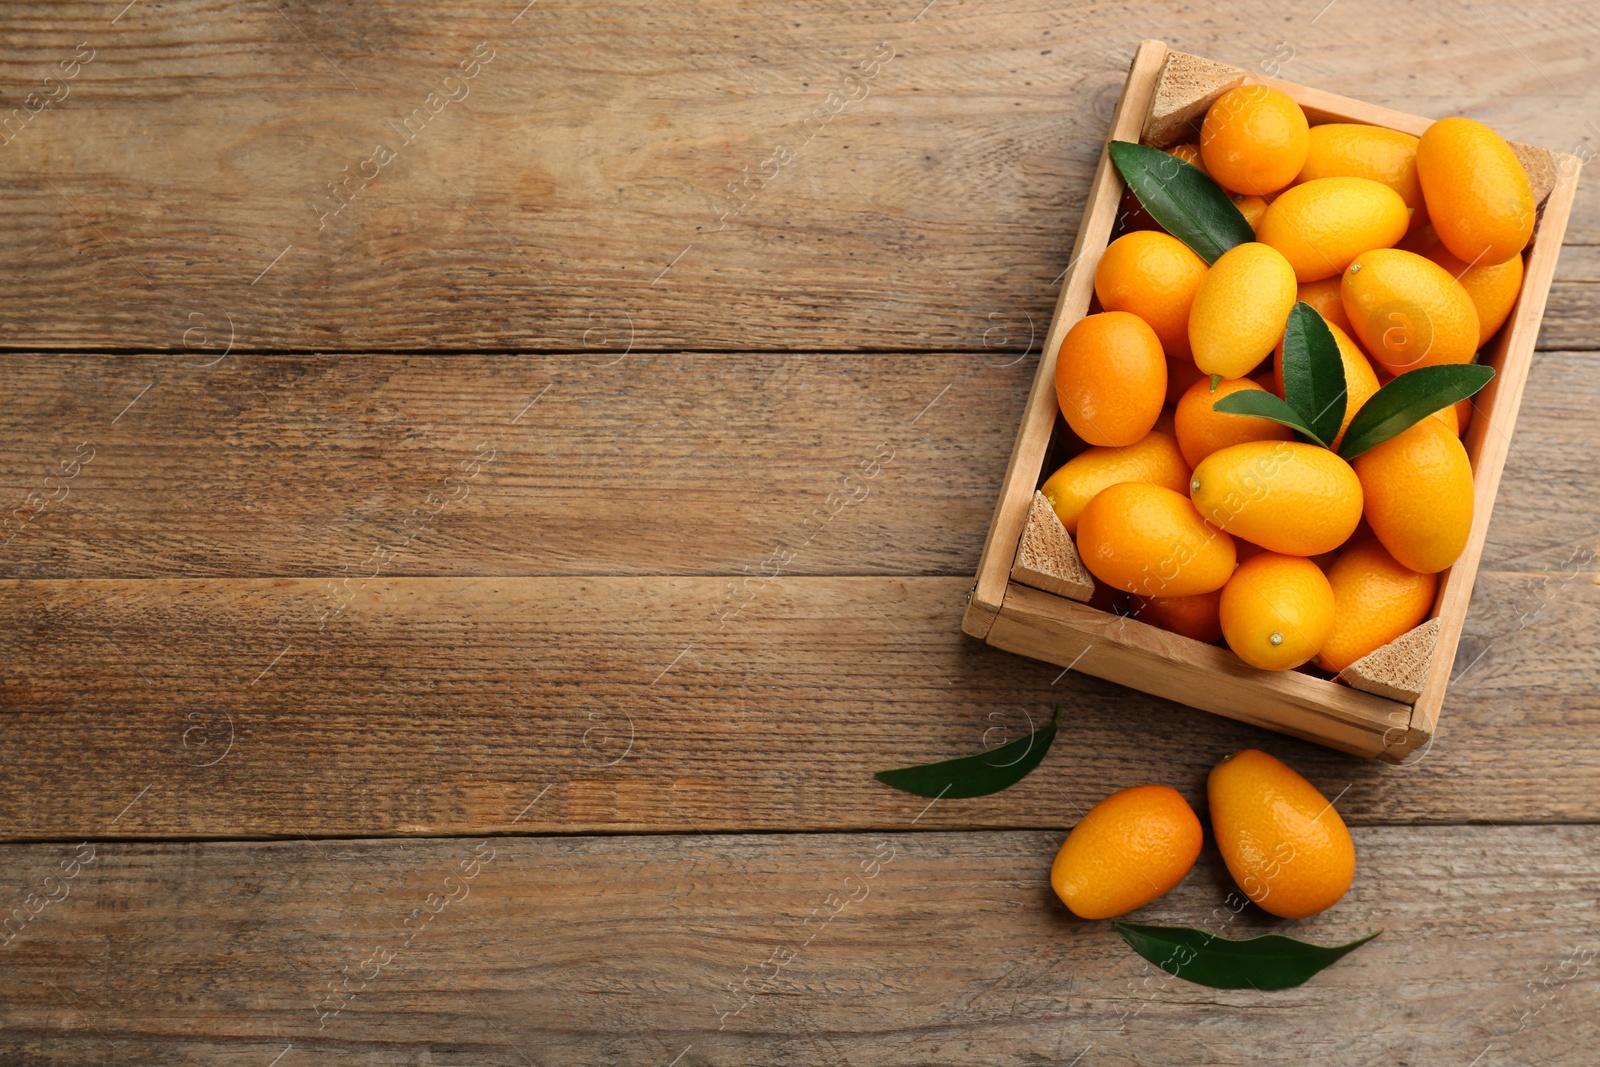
[
  {"xmin": 962, "ymin": 42, "xmax": 1579, "ymax": 761},
  {"xmin": 1073, "ymin": 84, "xmax": 1509, "ymax": 670}
]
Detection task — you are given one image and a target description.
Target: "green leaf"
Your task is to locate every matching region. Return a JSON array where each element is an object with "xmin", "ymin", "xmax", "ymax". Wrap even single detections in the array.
[
  {"xmin": 1113, "ymin": 922, "xmax": 1382, "ymax": 990},
  {"xmin": 1107, "ymin": 141, "xmax": 1254, "ymax": 264},
  {"xmin": 874, "ymin": 706, "xmax": 1060, "ymax": 799},
  {"xmin": 1210, "ymin": 389, "xmax": 1330, "ymax": 448},
  {"xmin": 1336, "ymin": 364, "xmax": 1495, "ymax": 460},
  {"xmin": 1279, "ymin": 303, "xmax": 1347, "ymax": 447}
]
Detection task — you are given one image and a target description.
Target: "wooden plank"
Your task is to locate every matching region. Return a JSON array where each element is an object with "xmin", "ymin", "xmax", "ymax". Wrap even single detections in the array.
[
  {"xmin": 1536, "ymin": 281, "xmax": 1600, "ymax": 350},
  {"xmin": 0, "ymin": 352, "xmax": 1027, "ymax": 579},
  {"xmin": 0, "ymin": 346, "xmax": 1591, "ymax": 581},
  {"xmin": 0, "ymin": 571, "xmax": 1595, "ymax": 839},
  {"xmin": 2, "ymin": 3, "xmax": 1599, "ymax": 351},
  {"xmin": 1474, "ymin": 348, "xmax": 1600, "ymax": 571},
  {"xmin": 0, "ymin": 344, "xmax": 1592, "ymax": 582},
  {"xmin": 0, "ymin": 827, "xmax": 1595, "ymax": 1063}
]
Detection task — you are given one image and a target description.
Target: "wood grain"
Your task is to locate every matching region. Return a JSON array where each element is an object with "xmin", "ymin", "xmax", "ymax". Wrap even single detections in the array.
[
  {"xmin": 0, "ymin": 351, "xmax": 1028, "ymax": 579},
  {"xmin": 0, "ymin": 343, "xmax": 1592, "ymax": 581},
  {"xmin": 0, "ymin": 571, "xmax": 1594, "ymax": 840},
  {"xmin": 2, "ymin": 2, "xmax": 1598, "ymax": 352},
  {"xmin": 1, "ymin": 4, "xmax": 1596, "ymax": 1062},
  {"xmin": 1009, "ymin": 491, "xmax": 1093, "ymax": 600},
  {"xmin": 1, "ymin": 828, "xmax": 1595, "ymax": 1064},
  {"xmin": 1339, "ymin": 617, "xmax": 1441, "ymax": 703}
]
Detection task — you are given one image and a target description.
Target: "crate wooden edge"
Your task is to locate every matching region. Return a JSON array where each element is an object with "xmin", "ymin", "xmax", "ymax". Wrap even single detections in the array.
[
  {"xmin": 962, "ymin": 38, "xmax": 1172, "ymax": 640},
  {"xmin": 1409, "ymin": 160, "xmax": 1582, "ymax": 737},
  {"xmin": 963, "ymin": 39, "xmax": 1578, "ymax": 759},
  {"xmin": 988, "ymin": 582, "xmax": 1414, "ymax": 760},
  {"xmin": 1014, "ymin": 468, "xmax": 1443, "ymax": 742},
  {"xmin": 1014, "ymin": 479, "xmax": 1443, "ymax": 704}
]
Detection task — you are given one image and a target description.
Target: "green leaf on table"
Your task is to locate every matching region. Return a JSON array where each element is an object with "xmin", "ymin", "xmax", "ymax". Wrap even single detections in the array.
[
  {"xmin": 1336, "ymin": 364, "xmax": 1495, "ymax": 460},
  {"xmin": 1107, "ymin": 141, "xmax": 1254, "ymax": 264},
  {"xmin": 874, "ymin": 705, "xmax": 1060, "ymax": 799},
  {"xmin": 1211, "ymin": 388, "xmax": 1330, "ymax": 448},
  {"xmin": 1113, "ymin": 922, "xmax": 1382, "ymax": 990},
  {"xmin": 1279, "ymin": 302, "xmax": 1347, "ymax": 447}
]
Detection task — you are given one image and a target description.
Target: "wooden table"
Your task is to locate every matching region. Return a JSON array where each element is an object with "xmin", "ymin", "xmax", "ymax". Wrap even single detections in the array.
[{"xmin": 2, "ymin": 3, "xmax": 1596, "ymax": 1063}]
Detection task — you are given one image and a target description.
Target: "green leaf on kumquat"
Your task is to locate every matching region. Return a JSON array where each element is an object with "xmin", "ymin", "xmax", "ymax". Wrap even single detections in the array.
[
  {"xmin": 1107, "ymin": 141, "xmax": 1254, "ymax": 264},
  {"xmin": 1335, "ymin": 364, "xmax": 1495, "ymax": 460},
  {"xmin": 1211, "ymin": 388, "xmax": 1330, "ymax": 448},
  {"xmin": 1278, "ymin": 302, "xmax": 1348, "ymax": 447}
]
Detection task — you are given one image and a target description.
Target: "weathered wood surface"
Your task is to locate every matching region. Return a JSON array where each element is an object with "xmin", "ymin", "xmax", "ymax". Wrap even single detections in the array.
[
  {"xmin": 0, "ymin": 347, "xmax": 1593, "ymax": 581},
  {"xmin": 1, "ymin": 569, "xmax": 1594, "ymax": 839},
  {"xmin": 2, "ymin": 2, "xmax": 1599, "ymax": 351},
  {"xmin": 1, "ymin": 343, "xmax": 1593, "ymax": 836},
  {"xmin": 1, "ymin": 828, "xmax": 1596, "ymax": 1065},
  {"xmin": 3, "ymin": 2, "xmax": 1599, "ymax": 1061},
  {"xmin": 0, "ymin": 351, "xmax": 1027, "ymax": 579}
]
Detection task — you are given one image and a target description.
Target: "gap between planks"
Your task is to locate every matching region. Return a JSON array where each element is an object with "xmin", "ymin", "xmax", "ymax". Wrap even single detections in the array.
[{"xmin": 7, "ymin": 812, "xmax": 1600, "ymax": 849}]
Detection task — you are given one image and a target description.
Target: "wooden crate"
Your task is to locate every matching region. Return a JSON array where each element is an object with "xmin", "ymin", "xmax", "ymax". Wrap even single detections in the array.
[{"xmin": 962, "ymin": 40, "xmax": 1580, "ymax": 761}]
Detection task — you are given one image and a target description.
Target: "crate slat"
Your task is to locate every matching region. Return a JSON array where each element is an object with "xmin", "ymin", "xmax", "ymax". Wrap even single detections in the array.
[
  {"xmin": 1411, "ymin": 155, "xmax": 1581, "ymax": 739},
  {"xmin": 987, "ymin": 583, "xmax": 1412, "ymax": 760},
  {"xmin": 964, "ymin": 38, "xmax": 1171, "ymax": 640}
]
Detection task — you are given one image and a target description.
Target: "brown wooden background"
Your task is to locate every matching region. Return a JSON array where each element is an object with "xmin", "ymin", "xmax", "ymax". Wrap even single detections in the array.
[{"xmin": 1, "ymin": 2, "xmax": 1596, "ymax": 1063}]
